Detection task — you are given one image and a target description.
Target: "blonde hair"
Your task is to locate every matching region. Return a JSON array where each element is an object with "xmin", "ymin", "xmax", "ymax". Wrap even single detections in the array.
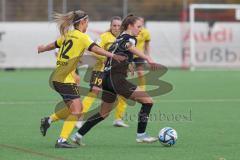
[{"xmin": 53, "ymin": 10, "xmax": 88, "ymax": 36}]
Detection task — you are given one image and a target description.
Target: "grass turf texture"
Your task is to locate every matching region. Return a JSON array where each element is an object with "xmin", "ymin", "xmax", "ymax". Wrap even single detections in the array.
[{"xmin": 0, "ymin": 69, "xmax": 239, "ymax": 160}]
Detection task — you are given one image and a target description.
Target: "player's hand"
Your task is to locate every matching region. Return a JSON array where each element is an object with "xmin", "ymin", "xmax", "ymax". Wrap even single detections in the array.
[
  {"xmin": 146, "ymin": 55, "xmax": 160, "ymax": 70},
  {"xmin": 37, "ymin": 45, "xmax": 46, "ymax": 54},
  {"xmin": 149, "ymin": 62, "xmax": 161, "ymax": 71},
  {"xmin": 128, "ymin": 63, "xmax": 135, "ymax": 76},
  {"xmin": 112, "ymin": 54, "xmax": 126, "ymax": 63},
  {"xmin": 74, "ymin": 74, "xmax": 80, "ymax": 85}
]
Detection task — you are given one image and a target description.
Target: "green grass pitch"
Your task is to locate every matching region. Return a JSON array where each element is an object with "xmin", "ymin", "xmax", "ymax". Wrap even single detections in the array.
[{"xmin": 0, "ymin": 69, "xmax": 239, "ymax": 160}]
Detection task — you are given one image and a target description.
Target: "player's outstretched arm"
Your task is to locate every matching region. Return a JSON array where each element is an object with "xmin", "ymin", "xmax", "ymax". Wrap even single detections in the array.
[
  {"xmin": 129, "ymin": 46, "xmax": 159, "ymax": 70},
  {"xmin": 129, "ymin": 46, "xmax": 152, "ymax": 63},
  {"xmin": 37, "ymin": 42, "xmax": 56, "ymax": 54},
  {"xmin": 90, "ymin": 45, "xmax": 126, "ymax": 63}
]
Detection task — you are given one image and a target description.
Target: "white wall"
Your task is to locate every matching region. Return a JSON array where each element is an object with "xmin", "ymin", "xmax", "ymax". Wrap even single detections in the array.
[{"xmin": 0, "ymin": 22, "xmax": 240, "ymax": 68}]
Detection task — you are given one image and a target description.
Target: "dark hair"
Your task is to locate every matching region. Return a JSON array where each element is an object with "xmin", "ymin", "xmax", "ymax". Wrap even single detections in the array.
[{"xmin": 120, "ymin": 14, "xmax": 140, "ymax": 33}]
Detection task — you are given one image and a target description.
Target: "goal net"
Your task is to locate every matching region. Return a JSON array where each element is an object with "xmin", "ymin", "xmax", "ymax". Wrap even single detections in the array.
[{"xmin": 186, "ymin": 4, "xmax": 240, "ymax": 69}]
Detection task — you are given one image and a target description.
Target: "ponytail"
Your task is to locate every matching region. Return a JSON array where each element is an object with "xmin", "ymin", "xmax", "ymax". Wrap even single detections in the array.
[
  {"xmin": 120, "ymin": 14, "xmax": 139, "ymax": 34},
  {"xmin": 53, "ymin": 10, "xmax": 88, "ymax": 36}
]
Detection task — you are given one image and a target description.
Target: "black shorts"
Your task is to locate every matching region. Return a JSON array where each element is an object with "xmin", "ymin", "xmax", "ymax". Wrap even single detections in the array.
[
  {"xmin": 102, "ymin": 73, "xmax": 137, "ymax": 103},
  {"xmin": 133, "ymin": 57, "xmax": 145, "ymax": 67},
  {"xmin": 52, "ymin": 81, "xmax": 80, "ymax": 102},
  {"xmin": 89, "ymin": 71, "xmax": 104, "ymax": 89}
]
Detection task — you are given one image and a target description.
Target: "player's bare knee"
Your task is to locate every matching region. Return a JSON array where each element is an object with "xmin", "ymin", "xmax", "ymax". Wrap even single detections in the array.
[
  {"xmin": 70, "ymin": 111, "xmax": 82, "ymax": 118},
  {"xmin": 146, "ymin": 97, "xmax": 153, "ymax": 104},
  {"xmin": 137, "ymin": 96, "xmax": 153, "ymax": 104},
  {"xmin": 137, "ymin": 70, "xmax": 144, "ymax": 77},
  {"xmin": 91, "ymin": 86, "xmax": 101, "ymax": 95}
]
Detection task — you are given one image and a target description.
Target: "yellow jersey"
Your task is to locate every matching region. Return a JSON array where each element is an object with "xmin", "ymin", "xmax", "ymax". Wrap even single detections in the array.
[
  {"xmin": 92, "ymin": 31, "xmax": 116, "ymax": 71},
  {"xmin": 51, "ymin": 29, "xmax": 94, "ymax": 83},
  {"xmin": 135, "ymin": 28, "xmax": 151, "ymax": 57}
]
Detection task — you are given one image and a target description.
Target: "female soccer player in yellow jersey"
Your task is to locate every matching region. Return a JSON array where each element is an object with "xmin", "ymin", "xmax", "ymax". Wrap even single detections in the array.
[
  {"xmin": 134, "ymin": 17, "xmax": 151, "ymax": 90},
  {"xmin": 71, "ymin": 15, "xmax": 159, "ymax": 145},
  {"xmin": 75, "ymin": 16, "xmax": 130, "ymax": 128},
  {"xmin": 37, "ymin": 10, "xmax": 125, "ymax": 148}
]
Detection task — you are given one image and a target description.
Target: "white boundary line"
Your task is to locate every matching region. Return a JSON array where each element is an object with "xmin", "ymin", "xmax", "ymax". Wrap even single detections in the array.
[
  {"xmin": 158, "ymin": 98, "xmax": 240, "ymax": 103},
  {"xmin": 0, "ymin": 101, "xmax": 56, "ymax": 105},
  {"xmin": 1, "ymin": 98, "xmax": 240, "ymax": 105}
]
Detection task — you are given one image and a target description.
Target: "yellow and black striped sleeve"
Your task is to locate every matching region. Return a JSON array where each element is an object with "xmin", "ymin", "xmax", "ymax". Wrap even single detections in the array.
[{"xmin": 55, "ymin": 36, "xmax": 64, "ymax": 48}]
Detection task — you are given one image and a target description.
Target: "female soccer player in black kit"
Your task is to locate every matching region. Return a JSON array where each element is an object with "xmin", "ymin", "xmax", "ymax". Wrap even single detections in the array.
[{"xmin": 71, "ymin": 14, "xmax": 159, "ymax": 144}]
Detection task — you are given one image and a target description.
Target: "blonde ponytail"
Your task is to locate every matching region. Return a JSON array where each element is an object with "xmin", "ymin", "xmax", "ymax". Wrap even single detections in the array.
[{"xmin": 53, "ymin": 10, "xmax": 88, "ymax": 37}]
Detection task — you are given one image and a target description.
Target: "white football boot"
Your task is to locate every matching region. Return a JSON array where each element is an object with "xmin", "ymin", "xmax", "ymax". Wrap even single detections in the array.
[
  {"xmin": 136, "ymin": 133, "xmax": 158, "ymax": 143},
  {"xmin": 113, "ymin": 119, "xmax": 129, "ymax": 128},
  {"xmin": 71, "ymin": 133, "xmax": 86, "ymax": 146}
]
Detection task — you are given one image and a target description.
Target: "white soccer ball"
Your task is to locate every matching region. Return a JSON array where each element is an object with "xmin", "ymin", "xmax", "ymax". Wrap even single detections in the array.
[{"xmin": 159, "ymin": 127, "xmax": 178, "ymax": 147}]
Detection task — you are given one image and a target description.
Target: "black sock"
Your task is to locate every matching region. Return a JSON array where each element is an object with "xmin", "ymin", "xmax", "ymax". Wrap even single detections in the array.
[
  {"xmin": 78, "ymin": 112, "xmax": 104, "ymax": 136},
  {"xmin": 137, "ymin": 103, "xmax": 153, "ymax": 134}
]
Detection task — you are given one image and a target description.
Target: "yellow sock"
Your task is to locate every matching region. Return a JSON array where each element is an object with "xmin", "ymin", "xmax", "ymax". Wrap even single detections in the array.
[
  {"xmin": 59, "ymin": 114, "xmax": 78, "ymax": 140},
  {"xmin": 50, "ymin": 106, "xmax": 70, "ymax": 122},
  {"xmin": 115, "ymin": 96, "xmax": 127, "ymax": 120},
  {"xmin": 138, "ymin": 76, "xmax": 146, "ymax": 91},
  {"xmin": 82, "ymin": 92, "xmax": 97, "ymax": 113}
]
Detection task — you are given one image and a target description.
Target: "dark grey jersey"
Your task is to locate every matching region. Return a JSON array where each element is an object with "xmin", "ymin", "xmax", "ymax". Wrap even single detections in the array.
[{"xmin": 104, "ymin": 33, "xmax": 137, "ymax": 76}]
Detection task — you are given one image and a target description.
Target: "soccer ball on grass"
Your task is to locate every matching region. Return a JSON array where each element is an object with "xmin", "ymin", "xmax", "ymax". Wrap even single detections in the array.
[{"xmin": 158, "ymin": 127, "xmax": 177, "ymax": 147}]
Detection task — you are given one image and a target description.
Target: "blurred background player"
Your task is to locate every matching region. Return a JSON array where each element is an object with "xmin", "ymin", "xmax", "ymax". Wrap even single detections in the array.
[
  {"xmin": 75, "ymin": 16, "xmax": 130, "ymax": 128},
  {"xmin": 113, "ymin": 17, "xmax": 151, "ymax": 127},
  {"xmin": 38, "ymin": 10, "xmax": 125, "ymax": 148},
  {"xmin": 71, "ymin": 15, "xmax": 159, "ymax": 145},
  {"xmin": 134, "ymin": 17, "xmax": 151, "ymax": 91}
]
